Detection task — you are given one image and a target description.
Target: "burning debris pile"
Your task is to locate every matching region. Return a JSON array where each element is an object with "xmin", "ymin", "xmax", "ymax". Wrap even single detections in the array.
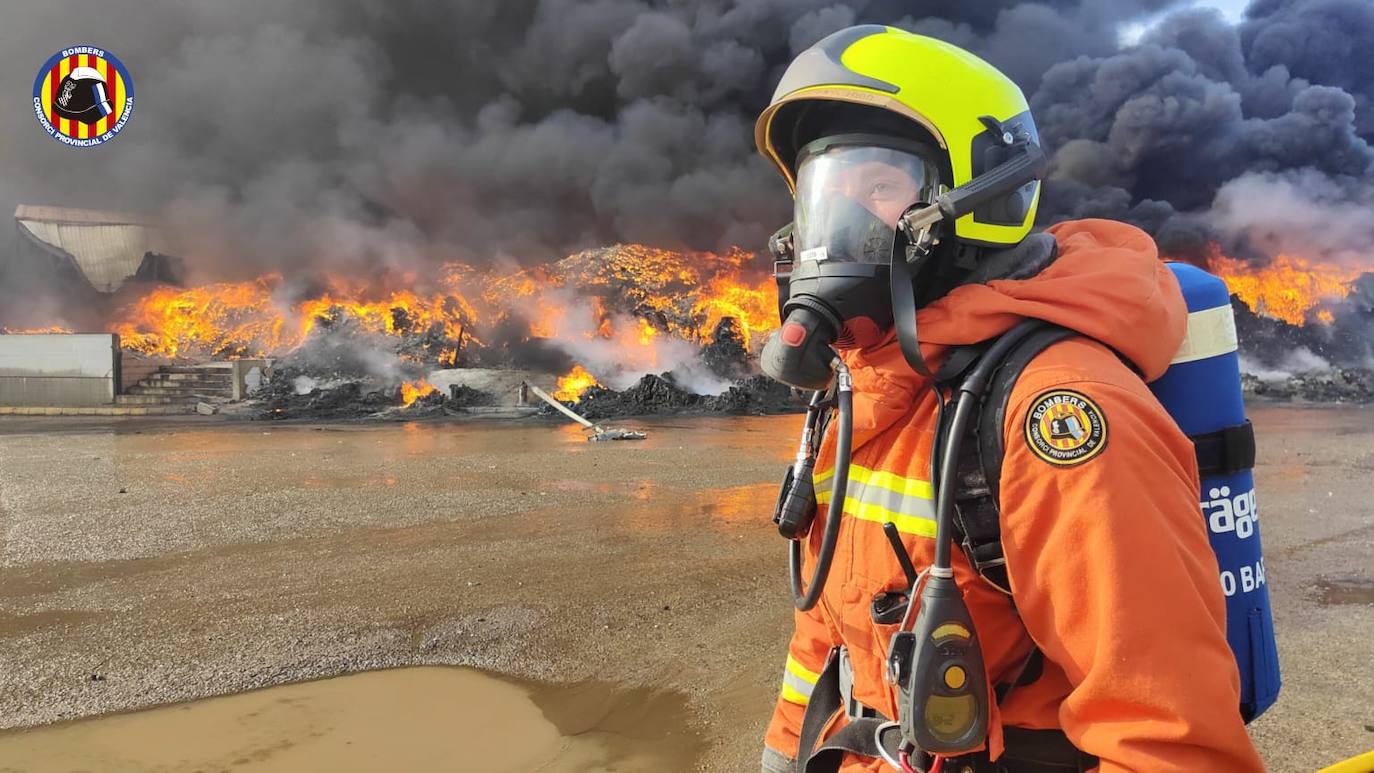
[
  {"xmin": 1208, "ymin": 254, "xmax": 1374, "ymax": 402},
  {"xmin": 95, "ymin": 243, "xmax": 788, "ymax": 420},
  {"xmin": 560, "ymin": 318, "xmax": 796, "ymax": 418}
]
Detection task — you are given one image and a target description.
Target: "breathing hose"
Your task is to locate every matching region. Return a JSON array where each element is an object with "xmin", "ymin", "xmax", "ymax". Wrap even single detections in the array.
[
  {"xmin": 931, "ymin": 322, "xmax": 1041, "ymax": 572},
  {"xmin": 885, "ymin": 321, "xmax": 1048, "ymax": 758},
  {"xmin": 789, "ymin": 358, "xmax": 853, "ymax": 611}
]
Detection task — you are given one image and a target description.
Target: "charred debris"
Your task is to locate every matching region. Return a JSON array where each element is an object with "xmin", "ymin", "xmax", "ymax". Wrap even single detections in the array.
[
  {"xmin": 1233, "ymin": 282, "xmax": 1374, "ymax": 403},
  {"xmin": 252, "ymin": 295, "xmax": 1374, "ymax": 420},
  {"xmin": 254, "ymin": 315, "xmax": 801, "ymax": 422}
]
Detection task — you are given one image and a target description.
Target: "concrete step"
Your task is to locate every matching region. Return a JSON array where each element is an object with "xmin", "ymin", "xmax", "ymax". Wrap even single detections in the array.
[
  {"xmin": 161, "ymin": 365, "xmax": 233, "ymax": 374},
  {"xmin": 128, "ymin": 382, "xmax": 231, "ymax": 395},
  {"xmin": 128, "ymin": 365, "xmax": 236, "ymax": 401},
  {"xmin": 116, "ymin": 394, "xmax": 201, "ymax": 405},
  {"xmin": 147, "ymin": 372, "xmax": 233, "ymax": 383},
  {"xmin": 0, "ymin": 404, "xmax": 197, "ymax": 416}
]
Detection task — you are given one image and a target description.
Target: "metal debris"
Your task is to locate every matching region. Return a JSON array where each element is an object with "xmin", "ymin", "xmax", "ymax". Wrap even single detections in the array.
[{"xmin": 523, "ymin": 381, "xmax": 646, "ymax": 441}]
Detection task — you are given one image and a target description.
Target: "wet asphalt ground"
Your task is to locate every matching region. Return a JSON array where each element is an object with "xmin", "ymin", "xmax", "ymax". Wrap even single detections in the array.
[{"xmin": 0, "ymin": 406, "xmax": 1370, "ymax": 771}]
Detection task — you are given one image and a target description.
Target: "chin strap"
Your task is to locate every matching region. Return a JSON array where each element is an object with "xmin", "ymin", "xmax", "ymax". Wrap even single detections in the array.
[{"xmin": 891, "ymin": 214, "xmax": 934, "ymax": 377}]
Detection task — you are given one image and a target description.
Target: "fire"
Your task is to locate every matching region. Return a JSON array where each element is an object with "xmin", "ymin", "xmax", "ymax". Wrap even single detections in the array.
[
  {"xmin": 1207, "ymin": 250, "xmax": 1362, "ymax": 326},
  {"xmin": 114, "ymin": 279, "xmax": 290, "ymax": 357},
  {"xmin": 98, "ymin": 243, "xmax": 778, "ymax": 392},
  {"xmin": 637, "ymin": 317, "xmax": 658, "ymax": 346},
  {"xmin": 553, "ymin": 365, "xmax": 599, "ymax": 402},
  {"xmin": 691, "ymin": 273, "xmax": 777, "ymax": 348},
  {"xmin": 400, "ymin": 379, "xmax": 438, "ymax": 406},
  {"xmin": 113, "ymin": 276, "xmax": 477, "ymax": 359},
  {"xmin": 297, "ymin": 288, "xmax": 471, "ymax": 341}
]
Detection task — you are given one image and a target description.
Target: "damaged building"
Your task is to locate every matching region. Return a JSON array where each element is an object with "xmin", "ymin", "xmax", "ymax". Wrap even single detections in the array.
[
  {"xmin": 10, "ymin": 204, "xmax": 183, "ymax": 306},
  {"xmin": 0, "ymin": 206, "xmax": 266, "ymax": 415}
]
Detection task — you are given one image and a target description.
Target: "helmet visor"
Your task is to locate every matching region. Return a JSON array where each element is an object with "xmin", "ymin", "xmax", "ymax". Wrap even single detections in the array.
[{"xmin": 793, "ymin": 137, "xmax": 939, "ymax": 264}]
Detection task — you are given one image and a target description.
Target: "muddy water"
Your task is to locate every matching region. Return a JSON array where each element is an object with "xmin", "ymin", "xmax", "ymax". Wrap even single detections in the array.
[
  {"xmin": 0, "ymin": 667, "xmax": 698, "ymax": 773},
  {"xmin": 1313, "ymin": 576, "xmax": 1374, "ymax": 606}
]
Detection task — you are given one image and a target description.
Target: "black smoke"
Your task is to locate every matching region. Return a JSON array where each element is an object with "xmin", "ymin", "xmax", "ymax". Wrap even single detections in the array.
[
  {"xmin": 2, "ymin": 0, "xmax": 1373, "ymax": 347},
  {"xmin": 1031, "ymin": 1, "xmax": 1374, "ymax": 265}
]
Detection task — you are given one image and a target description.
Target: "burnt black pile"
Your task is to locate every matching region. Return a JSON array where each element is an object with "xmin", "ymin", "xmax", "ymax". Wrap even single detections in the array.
[
  {"xmin": 1242, "ymin": 370, "xmax": 1374, "ymax": 403},
  {"xmin": 570, "ymin": 373, "xmax": 798, "ymax": 420},
  {"xmin": 253, "ymin": 374, "xmax": 502, "ymax": 420},
  {"xmin": 559, "ymin": 315, "xmax": 800, "ymax": 419},
  {"xmin": 253, "ymin": 365, "xmax": 500, "ymax": 420},
  {"xmin": 448, "ymin": 384, "xmax": 499, "ymax": 408},
  {"xmin": 698, "ymin": 317, "xmax": 753, "ymax": 382},
  {"xmin": 254, "ymin": 367, "xmax": 397, "ymax": 420}
]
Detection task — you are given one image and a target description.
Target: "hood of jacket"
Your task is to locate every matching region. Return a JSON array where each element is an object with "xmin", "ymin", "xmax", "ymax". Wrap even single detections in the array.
[{"xmin": 836, "ymin": 218, "xmax": 1188, "ymax": 448}]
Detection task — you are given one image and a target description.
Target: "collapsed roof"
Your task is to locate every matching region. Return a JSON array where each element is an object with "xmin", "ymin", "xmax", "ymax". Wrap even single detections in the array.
[{"xmin": 13, "ymin": 205, "xmax": 178, "ymax": 293}]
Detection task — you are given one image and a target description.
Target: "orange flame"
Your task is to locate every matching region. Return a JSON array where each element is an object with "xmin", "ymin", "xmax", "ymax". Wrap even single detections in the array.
[
  {"xmin": 553, "ymin": 365, "xmax": 599, "ymax": 402},
  {"xmin": 636, "ymin": 317, "xmax": 658, "ymax": 346},
  {"xmin": 1207, "ymin": 249, "xmax": 1362, "ymax": 326},
  {"xmin": 113, "ymin": 276, "xmax": 478, "ymax": 359},
  {"xmin": 400, "ymin": 380, "xmax": 438, "ymax": 406},
  {"xmin": 691, "ymin": 273, "xmax": 777, "ymax": 348},
  {"xmin": 113, "ymin": 278, "xmax": 291, "ymax": 357},
  {"xmin": 103, "ymin": 244, "xmax": 777, "ymax": 374}
]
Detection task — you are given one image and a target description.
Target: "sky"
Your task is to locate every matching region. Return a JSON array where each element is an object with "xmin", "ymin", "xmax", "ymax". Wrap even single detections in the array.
[
  {"xmin": 1122, "ymin": 0, "xmax": 1250, "ymax": 42},
  {"xmin": 1200, "ymin": 0, "xmax": 1251, "ymax": 19}
]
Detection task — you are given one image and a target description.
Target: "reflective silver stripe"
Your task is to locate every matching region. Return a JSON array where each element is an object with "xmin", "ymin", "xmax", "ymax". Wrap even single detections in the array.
[
  {"xmin": 842, "ymin": 476, "xmax": 935, "ymax": 519},
  {"xmin": 816, "ymin": 468, "xmax": 936, "ymax": 537},
  {"xmin": 781, "ymin": 655, "xmax": 819, "ymax": 705},
  {"xmin": 782, "ymin": 671, "xmax": 816, "ymax": 700},
  {"xmin": 1171, "ymin": 305, "xmax": 1238, "ymax": 365}
]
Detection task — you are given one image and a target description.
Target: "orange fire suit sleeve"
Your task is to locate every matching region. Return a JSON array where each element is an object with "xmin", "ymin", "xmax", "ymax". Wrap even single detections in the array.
[
  {"xmin": 764, "ymin": 602, "xmax": 838, "ymax": 766},
  {"xmin": 997, "ymin": 345, "xmax": 1265, "ymax": 772}
]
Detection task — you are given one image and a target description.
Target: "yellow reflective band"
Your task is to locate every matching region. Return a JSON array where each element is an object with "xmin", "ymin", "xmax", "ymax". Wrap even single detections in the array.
[
  {"xmin": 780, "ymin": 655, "xmax": 819, "ymax": 706},
  {"xmin": 785, "ymin": 655, "xmax": 820, "ymax": 684},
  {"xmin": 780, "ymin": 682, "xmax": 811, "ymax": 706},
  {"xmin": 813, "ymin": 464, "xmax": 936, "ymax": 536},
  {"xmin": 815, "ymin": 492, "xmax": 939, "ymax": 537},
  {"xmin": 814, "ymin": 464, "xmax": 934, "ymax": 500}
]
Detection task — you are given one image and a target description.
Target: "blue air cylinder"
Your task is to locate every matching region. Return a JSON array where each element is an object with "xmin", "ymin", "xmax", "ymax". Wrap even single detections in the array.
[{"xmin": 1149, "ymin": 262, "xmax": 1280, "ymax": 721}]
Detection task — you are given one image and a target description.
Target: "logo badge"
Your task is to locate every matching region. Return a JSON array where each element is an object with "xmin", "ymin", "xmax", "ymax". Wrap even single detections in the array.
[
  {"xmin": 1024, "ymin": 389, "xmax": 1108, "ymax": 466},
  {"xmin": 33, "ymin": 46, "xmax": 134, "ymax": 147}
]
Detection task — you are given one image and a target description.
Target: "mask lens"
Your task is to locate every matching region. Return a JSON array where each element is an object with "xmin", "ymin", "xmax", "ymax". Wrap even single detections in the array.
[{"xmin": 794, "ymin": 142, "xmax": 937, "ymax": 264}]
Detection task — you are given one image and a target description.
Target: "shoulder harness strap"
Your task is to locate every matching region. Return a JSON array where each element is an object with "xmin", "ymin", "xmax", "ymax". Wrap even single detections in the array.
[{"xmin": 938, "ymin": 322, "xmax": 1077, "ymax": 595}]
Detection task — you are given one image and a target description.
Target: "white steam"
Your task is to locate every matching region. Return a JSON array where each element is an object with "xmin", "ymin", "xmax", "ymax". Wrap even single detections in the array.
[
  {"xmin": 1210, "ymin": 169, "xmax": 1374, "ymax": 268},
  {"xmin": 1239, "ymin": 346, "xmax": 1331, "ymax": 381},
  {"xmin": 531, "ymin": 287, "xmax": 731, "ymax": 395}
]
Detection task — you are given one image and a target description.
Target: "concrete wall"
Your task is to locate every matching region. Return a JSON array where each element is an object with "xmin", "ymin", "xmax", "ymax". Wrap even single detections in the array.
[
  {"xmin": 0, "ymin": 334, "xmax": 118, "ymax": 406},
  {"xmin": 228, "ymin": 359, "xmax": 272, "ymax": 400}
]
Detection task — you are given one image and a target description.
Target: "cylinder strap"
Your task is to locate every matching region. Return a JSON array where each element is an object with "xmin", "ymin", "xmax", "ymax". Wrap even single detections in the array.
[{"xmin": 1190, "ymin": 420, "xmax": 1256, "ymax": 476}]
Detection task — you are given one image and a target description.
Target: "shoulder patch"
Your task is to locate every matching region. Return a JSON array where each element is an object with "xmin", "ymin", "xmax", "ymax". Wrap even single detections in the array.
[{"xmin": 1023, "ymin": 389, "xmax": 1108, "ymax": 467}]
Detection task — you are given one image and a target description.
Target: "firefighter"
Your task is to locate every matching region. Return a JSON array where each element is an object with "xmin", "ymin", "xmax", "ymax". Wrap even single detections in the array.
[{"xmin": 754, "ymin": 26, "xmax": 1266, "ymax": 773}]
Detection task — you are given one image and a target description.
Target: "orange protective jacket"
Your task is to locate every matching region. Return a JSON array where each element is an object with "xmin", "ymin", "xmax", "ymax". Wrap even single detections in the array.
[{"xmin": 764, "ymin": 220, "xmax": 1264, "ymax": 772}]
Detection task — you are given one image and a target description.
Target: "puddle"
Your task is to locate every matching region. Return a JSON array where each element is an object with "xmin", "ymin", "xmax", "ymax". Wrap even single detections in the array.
[
  {"xmin": 0, "ymin": 667, "xmax": 699, "ymax": 772},
  {"xmin": 1314, "ymin": 576, "xmax": 1374, "ymax": 606}
]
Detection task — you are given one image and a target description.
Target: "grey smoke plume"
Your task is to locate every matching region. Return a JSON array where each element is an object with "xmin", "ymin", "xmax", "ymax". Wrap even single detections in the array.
[
  {"xmin": 0, "ymin": 0, "xmax": 1176, "ymax": 297},
  {"xmin": 2, "ymin": 0, "xmax": 1373, "ymax": 344},
  {"xmin": 1033, "ymin": 1, "xmax": 1374, "ymax": 262}
]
